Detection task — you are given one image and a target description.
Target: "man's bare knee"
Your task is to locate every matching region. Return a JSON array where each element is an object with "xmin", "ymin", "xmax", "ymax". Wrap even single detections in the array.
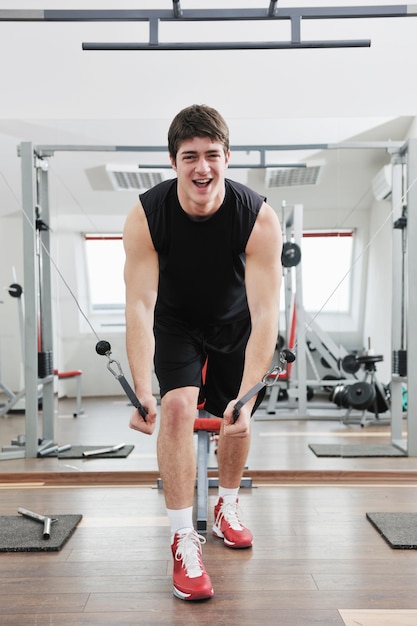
[{"xmin": 161, "ymin": 388, "xmax": 199, "ymax": 429}]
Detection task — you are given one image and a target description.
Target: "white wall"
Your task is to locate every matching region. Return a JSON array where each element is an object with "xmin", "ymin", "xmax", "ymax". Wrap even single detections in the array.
[
  {"xmin": 362, "ymin": 121, "xmax": 417, "ymax": 384},
  {"xmin": 302, "ymin": 206, "xmax": 370, "ymax": 352},
  {"xmin": 52, "ymin": 218, "xmax": 130, "ymax": 397},
  {"xmin": 0, "ymin": 210, "xmax": 134, "ymax": 398},
  {"xmin": 50, "ymin": 215, "xmax": 159, "ymax": 398},
  {"xmin": 362, "ymin": 198, "xmax": 393, "ymax": 383}
]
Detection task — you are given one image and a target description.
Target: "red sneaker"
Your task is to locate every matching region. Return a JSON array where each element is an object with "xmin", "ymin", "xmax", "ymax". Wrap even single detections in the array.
[
  {"xmin": 213, "ymin": 498, "xmax": 253, "ymax": 548},
  {"xmin": 171, "ymin": 530, "xmax": 214, "ymax": 601}
]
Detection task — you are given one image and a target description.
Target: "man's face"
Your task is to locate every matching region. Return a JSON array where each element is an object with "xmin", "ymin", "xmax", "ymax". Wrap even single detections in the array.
[{"xmin": 170, "ymin": 136, "xmax": 230, "ymax": 217}]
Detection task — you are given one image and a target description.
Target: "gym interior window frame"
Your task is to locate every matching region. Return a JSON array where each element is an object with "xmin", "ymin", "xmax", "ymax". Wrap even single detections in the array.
[
  {"xmin": 84, "ymin": 234, "xmax": 125, "ymax": 312},
  {"xmin": 84, "ymin": 229, "xmax": 355, "ymax": 316},
  {"xmin": 301, "ymin": 230, "xmax": 354, "ymax": 314}
]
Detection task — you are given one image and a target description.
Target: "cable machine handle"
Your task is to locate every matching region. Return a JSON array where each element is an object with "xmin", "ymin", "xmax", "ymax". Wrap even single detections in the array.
[
  {"xmin": 96, "ymin": 340, "xmax": 148, "ymax": 421},
  {"xmin": 232, "ymin": 349, "xmax": 295, "ymax": 423}
]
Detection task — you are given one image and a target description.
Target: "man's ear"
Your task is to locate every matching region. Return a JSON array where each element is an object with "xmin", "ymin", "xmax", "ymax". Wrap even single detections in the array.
[{"xmin": 225, "ymin": 150, "xmax": 231, "ymax": 167}]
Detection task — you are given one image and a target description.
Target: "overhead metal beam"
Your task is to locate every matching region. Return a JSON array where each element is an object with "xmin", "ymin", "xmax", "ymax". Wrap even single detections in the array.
[
  {"xmin": 29, "ymin": 141, "xmax": 405, "ymax": 156},
  {"xmin": 82, "ymin": 41, "xmax": 370, "ymax": 51},
  {"xmin": 17, "ymin": 140, "xmax": 405, "ymax": 171},
  {"xmin": 0, "ymin": 6, "xmax": 414, "ymax": 21},
  {"xmin": 1, "ymin": 6, "xmax": 416, "ymax": 51}
]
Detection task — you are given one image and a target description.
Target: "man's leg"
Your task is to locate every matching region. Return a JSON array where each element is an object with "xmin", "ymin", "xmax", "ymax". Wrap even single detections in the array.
[
  {"xmin": 157, "ymin": 386, "xmax": 213, "ymax": 601},
  {"xmin": 157, "ymin": 386, "xmax": 199, "ymax": 510},
  {"xmin": 213, "ymin": 427, "xmax": 253, "ymax": 548},
  {"xmin": 202, "ymin": 318, "xmax": 254, "ymax": 549},
  {"xmin": 216, "ymin": 426, "xmax": 250, "ymax": 489}
]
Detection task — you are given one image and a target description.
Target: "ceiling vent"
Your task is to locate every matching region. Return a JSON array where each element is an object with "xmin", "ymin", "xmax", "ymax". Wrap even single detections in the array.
[
  {"xmin": 85, "ymin": 164, "xmax": 172, "ymax": 191},
  {"xmin": 265, "ymin": 165, "xmax": 322, "ymax": 188},
  {"xmin": 372, "ymin": 164, "xmax": 392, "ymax": 201}
]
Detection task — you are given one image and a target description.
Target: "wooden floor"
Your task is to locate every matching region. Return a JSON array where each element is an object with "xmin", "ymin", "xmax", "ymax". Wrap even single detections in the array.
[{"xmin": 1, "ymin": 395, "xmax": 417, "ymax": 624}]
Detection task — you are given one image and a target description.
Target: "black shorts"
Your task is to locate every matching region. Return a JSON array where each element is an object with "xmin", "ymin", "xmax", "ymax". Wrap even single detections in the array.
[{"xmin": 154, "ymin": 316, "xmax": 265, "ymax": 417}]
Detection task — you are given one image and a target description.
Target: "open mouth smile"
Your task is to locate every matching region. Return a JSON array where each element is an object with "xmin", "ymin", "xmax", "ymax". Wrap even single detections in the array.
[{"xmin": 193, "ymin": 178, "xmax": 212, "ymax": 188}]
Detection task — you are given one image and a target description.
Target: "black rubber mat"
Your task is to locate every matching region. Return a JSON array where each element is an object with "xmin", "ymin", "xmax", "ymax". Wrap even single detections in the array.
[
  {"xmin": 0, "ymin": 514, "xmax": 82, "ymax": 552},
  {"xmin": 366, "ymin": 512, "xmax": 417, "ymax": 549},
  {"xmin": 308, "ymin": 443, "xmax": 406, "ymax": 457}
]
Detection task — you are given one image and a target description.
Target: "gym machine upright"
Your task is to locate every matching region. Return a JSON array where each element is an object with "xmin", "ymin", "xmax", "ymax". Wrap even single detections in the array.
[
  {"xmin": 390, "ymin": 138, "xmax": 417, "ymax": 455},
  {"xmin": 7, "ymin": 139, "xmax": 417, "ymax": 457},
  {"xmin": 263, "ymin": 202, "xmax": 359, "ymax": 420},
  {"xmin": 0, "ymin": 144, "xmax": 55, "ymax": 460},
  {"xmin": 3, "ymin": 141, "xmax": 301, "ymax": 460},
  {"xmin": 263, "ymin": 141, "xmax": 417, "ymax": 456}
]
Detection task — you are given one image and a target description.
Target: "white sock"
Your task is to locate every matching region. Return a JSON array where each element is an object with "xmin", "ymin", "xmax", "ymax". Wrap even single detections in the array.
[
  {"xmin": 167, "ymin": 506, "xmax": 194, "ymax": 540},
  {"xmin": 218, "ymin": 486, "xmax": 239, "ymax": 504}
]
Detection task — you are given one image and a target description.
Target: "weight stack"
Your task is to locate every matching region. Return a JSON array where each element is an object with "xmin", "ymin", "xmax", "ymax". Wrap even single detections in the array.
[
  {"xmin": 38, "ymin": 350, "xmax": 54, "ymax": 378},
  {"xmin": 392, "ymin": 349, "xmax": 407, "ymax": 377}
]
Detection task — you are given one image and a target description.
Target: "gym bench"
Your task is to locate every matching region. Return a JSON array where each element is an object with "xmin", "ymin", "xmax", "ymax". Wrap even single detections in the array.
[{"xmin": 54, "ymin": 369, "xmax": 84, "ymax": 417}]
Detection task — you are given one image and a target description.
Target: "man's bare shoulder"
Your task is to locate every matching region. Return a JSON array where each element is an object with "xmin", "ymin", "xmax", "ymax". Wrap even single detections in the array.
[
  {"xmin": 247, "ymin": 202, "xmax": 281, "ymax": 249},
  {"xmin": 123, "ymin": 201, "xmax": 155, "ymax": 252}
]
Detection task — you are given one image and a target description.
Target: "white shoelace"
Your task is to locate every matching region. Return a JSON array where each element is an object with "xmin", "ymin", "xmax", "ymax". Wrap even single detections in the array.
[
  {"xmin": 217, "ymin": 501, "xmax": 244, "ymax": 531},
  {"xmin": 174, "ymin": 531, "xmax": 206, "ymax": 579}
]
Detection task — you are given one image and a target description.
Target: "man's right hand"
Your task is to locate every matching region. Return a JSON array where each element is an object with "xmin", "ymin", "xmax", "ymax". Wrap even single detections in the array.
[{"xmin": 129, "ymin": 393, "xmax": 158, "ymax": 435}]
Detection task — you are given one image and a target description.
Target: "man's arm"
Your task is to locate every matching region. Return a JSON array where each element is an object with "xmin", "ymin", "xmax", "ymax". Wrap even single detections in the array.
[
  {"xmin": 123, "ymin": 201, "xmax": 159, "ymax": 435},
  {"xmin": 223, "ymin": 201, "xmax": 282, "ymax": 436}
]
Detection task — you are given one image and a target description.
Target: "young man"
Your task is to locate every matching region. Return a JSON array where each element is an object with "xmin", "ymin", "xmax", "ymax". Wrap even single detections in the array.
[{"xmin": 123, "ymin": 104, "xmax": 282, "ymax": 601}]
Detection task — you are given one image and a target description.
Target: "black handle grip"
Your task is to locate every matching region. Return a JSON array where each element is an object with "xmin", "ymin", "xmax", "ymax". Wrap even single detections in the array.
[{"xmin": 118, "ymin": 376, "xmax": 148, "ymax": 421}]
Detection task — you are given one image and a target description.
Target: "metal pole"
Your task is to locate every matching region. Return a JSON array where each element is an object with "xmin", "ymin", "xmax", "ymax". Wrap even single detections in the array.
[
  {"xmin": 293, "ymin": 204, "xmax": 308, "ymax": 416},
  {"xmin": 37, "ymin": 160, "xmax": 55, "ymax": 442},
  {"xmin": 390, "ymin": 156, "xmax": 406, "ymax": 448},
  {"xmin": 20, "ymin": 142, "xmax": 39, "ymax": 458},
  {"xmin": 406, "ymin": 139, "xmax": 417, "ymax": 455}
]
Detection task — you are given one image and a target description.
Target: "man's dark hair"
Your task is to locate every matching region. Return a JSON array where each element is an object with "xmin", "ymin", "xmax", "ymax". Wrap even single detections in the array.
[{"xmin": 168, "ymin": 104, "xmax": 230, "ymax": 162}]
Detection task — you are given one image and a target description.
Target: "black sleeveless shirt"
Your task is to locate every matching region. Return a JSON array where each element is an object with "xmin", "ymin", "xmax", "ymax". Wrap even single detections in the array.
[{"xmin": 140, "ymin": 178, "xmax": 265, "ymax": 325}]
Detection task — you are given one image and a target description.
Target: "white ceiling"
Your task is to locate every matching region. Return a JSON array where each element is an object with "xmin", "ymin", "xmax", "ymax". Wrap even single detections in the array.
[{"xmin": 0, "ymin": 1, "xmax": 416, "ymax": 222}]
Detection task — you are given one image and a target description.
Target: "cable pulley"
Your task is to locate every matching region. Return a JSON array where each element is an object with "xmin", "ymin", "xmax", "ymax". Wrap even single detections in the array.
[
  {"xmin": 95, "ymin": 340, "xmax": 148, "ymax": 421},
  {"xmin": 281, "ymin": 242, "xmax": 302, "ymax": 268},
  {"xmin": 7, "ymin": 283, "xmax": 23, "ymax": 298}
]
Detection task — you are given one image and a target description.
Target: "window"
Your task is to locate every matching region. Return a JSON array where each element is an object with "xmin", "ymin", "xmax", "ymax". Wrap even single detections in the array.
[
  {"xmin": 301, "ymin": 230, "xmax": 354, "ymax": 313},
  {"xmin": 84, "ymin": 235, "xmax": 125, "ymax": 311},
  {"xmin": 84, "ymin": 230, "xmax": 355, "ymax": 316}
]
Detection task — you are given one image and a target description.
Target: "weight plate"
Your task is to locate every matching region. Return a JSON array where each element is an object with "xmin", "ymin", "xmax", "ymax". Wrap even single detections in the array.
[
  {"xmin": 341, "ymin": 353, "xmax": 360, "ymax": 374},
  {"xmin": 367, "ymin": 383, "xmax": 390, "ymax": 414},
  {"xmin": 331, "ymin": 384, "xmax": 350, "ymax": 408},
  {"xmin": 346, "ymin": 381, "xmax": 376, "ymax": 410}
]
